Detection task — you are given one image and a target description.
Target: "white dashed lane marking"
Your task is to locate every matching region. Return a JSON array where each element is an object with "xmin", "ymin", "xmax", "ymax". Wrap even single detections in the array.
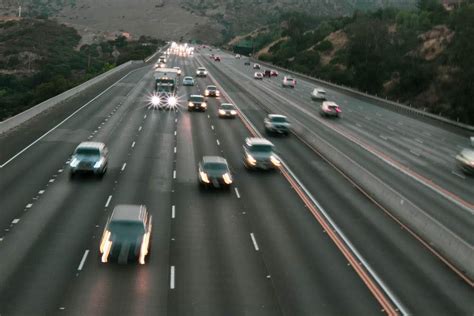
[
  {"xmin": 11, "ymin": 219, "xmax": 20, "ymax": 224},
  {"xmin": 105, "ymin": 195, "xmax": 112, "ymax": 208},
  {"xmin": 234, "ymin": 188, "xmax": 240, "ymax": 199},
  {"xmin": 170, "ymin": 266, "xmax": 176, "ymax": 289},
  {"xmin": 250, "ymin": 233, "xmax": 260, "ymax": 251},
  {"xmin": 121, "ymin": 163, "xmax": 127, "ymax": 171},
  {"xmin": 172, "ymin": 205, "xmax": 176, "ymax": 219},
  {"xmin": 77, "ymin": 250, "xmax": 90, "ymax": 271}
]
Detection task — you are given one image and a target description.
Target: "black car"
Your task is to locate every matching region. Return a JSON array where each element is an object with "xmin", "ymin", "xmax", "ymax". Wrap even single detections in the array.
[
  {"xmin": 99, "ymin": 205, "xmax": 152, "ymax": 265},
  {"xmin": 198, "ymin": 156, "xmax": 233, "ymax": 188},
  {"xmin": 188, "ymin": 94, "xmax": 207, "ymax": 111},
  {"xmin": 244, "ymin": 60, "xmax": 251, "ymax": 66}
]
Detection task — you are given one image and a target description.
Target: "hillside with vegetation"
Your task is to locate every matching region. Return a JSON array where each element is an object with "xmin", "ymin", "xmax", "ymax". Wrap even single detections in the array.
[
  {"xmin": 243, "ymin": 0, "xmax": 474, "ymax": 125},
  {"xmin": 1, "ymin": 0, "xmax": 416, "ymax": 45},
  {"xmin": 0, "ymin": 18, "xmax": 162, "ymax": 121}
]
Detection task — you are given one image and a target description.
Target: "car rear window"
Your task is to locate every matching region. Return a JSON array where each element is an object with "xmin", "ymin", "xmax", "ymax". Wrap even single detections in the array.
[
  {"xmin": 109, "ymin": 221, "xmax": 145, "ymax": 236},
  {"xmin": 204, "ymin": 162, "xmax": 227, "ymax": 171},
  {"xmin": 76, "ymin": 148, "xmax": 100, "ymax": 156},
  {"xmin": 271, "ymin": 117, "xmax": 287, "ymax": 123},
  {"xmin": 190, "ymin": 96, "xmax": 204, "ymax": 102},
  {"xmin": 250, "ymin": 144, "xmax": 273, "ymax": 153}
]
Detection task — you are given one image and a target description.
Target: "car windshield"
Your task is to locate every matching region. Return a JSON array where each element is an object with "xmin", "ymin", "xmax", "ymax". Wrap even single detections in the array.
[
  {"xmin": 76, "ymin": 147, "xmax": 100, "ymax": 157},
  {"xmin": 286, "ymin": 78, "xmax": 295, "ymax": 81},
  {"xmin": 271, "ymin": 117, "xmax": 287, "ymax": 123},
  {"xmin": 328, "ymin": 105, "xmax": 339, "ymax": 110},
  {"xmin": 207, "ymin": 86, "xmax": 216, "ymax": 91},
  {"xmin": 190, "ymin": 96, "xmax": 204, "ymax": 102},
  {"xmin": 220, "ymin": 104, "xmax": 234, "ymax": 110},
  {"xmin": 204, "ymin": 162, "xmax": 228, "ymax": 171},
  {"xmin": 250, "ymin": 144, "xmax": 273, "ymax": 153},
  {"xmin": 198, "ymin": 68, "xmax": 206, "ymax": 71},
  {"xmin": 109, "ymin": 221, "xmax": 145, "ymax": 238},
  {"xmin": 184, "ymin": 77, "xmax": 193, "ymax": 80}
]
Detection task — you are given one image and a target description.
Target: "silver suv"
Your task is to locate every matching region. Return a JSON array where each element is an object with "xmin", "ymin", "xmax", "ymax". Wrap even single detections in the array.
[
  {"xmin": 243, "ymin": 137, "xmax": 281, "ymax": 170},
  {"xmin": 264, "ymin": 114, "xmax": 290, "ymax": 135},
  {"xmin": 70, "ymin": 142, "xmax": 108, "ymax": 178}
]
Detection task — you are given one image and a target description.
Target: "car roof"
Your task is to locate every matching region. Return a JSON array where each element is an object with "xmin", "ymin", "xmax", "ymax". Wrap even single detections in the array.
[
  {"xmin": 206, "ymin": 85, "xmax": 217, "ymax": 88},
  {"xmin": 190, "ymin": 94, "xmax": 204, "ymax": 98},
  {"xmin": 202, "ymin": 156, "xmax": 228, "ymax": 165},
  {"xmin": 184, "ymin": 76, "xmax": 193, "ymax": 79},
  {"xmin": 314, "ymin": 87, "xmax": 326, "ymax": 92},
  {"xmin": 245, "ymin": 137, "xmax": 274, "ymax": 147},
  {"xmin": 76, "ymin": 142, "xmax": 105, "ymax": 150},
  {"xmin": 219, "ymin": 103, "xmax": 234, "ymax": 107},
  {"xmin": 268, "ymin": 114, "xmax": 287, "ymax": 120},
  {"xmin": 198, "ymin": 67, "xmax": 206, "ymax": 70},
  {"xmin": 110, "ymin": 204, "xmax": 147, "ymax": 223},
  {"xmin": 323, "ymin": 101, "xmax": 339, "ymax": 107}
]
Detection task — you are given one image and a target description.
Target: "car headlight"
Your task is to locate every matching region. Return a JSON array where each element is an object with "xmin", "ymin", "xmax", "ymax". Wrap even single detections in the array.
[
  {"xmin": 151, "ymin": 95, "xmax": 160, "ymax": 106},
  {"xmin": 70, "ymin": 157, "xmax": 79, "ymax": 168},
  {"xmin": 201, "ymin": 102, "xmax": 207, "ymax": 108},
  {"xmin": 204, "ymin": 71, "xmax": 208, "ymax": 75},
  {"xmin": 200, "ymin": 171, "xmax": 210, "ymax": 183},
  {"xmin": 223, "ymin": 172, "xmax": 232, "ymax": 185},
  {"xmin": 205, "ymin": 90, "xmax": 209, "ymax": 96},
  {"xmin": 219, "ymin": 109, "xmax": 226, "ymax": 115},
  {"xmin": 168, "ymin": 96, "xmax": 177, "ymax": 106},
  {"xmin": 94, "ymin": 159, "xmax": 103, "ymax": 169},
  {"xmin": 216, "ymin": 91, "xmax": 220, "ymax": 96},
  {"xmin": 270, "ymin": 155, "xmax": 281, "ymax": 166},
  {"xmin": 188, "ymin": 102, "xmax": 194, "ymax": 107},
  {"xmin": 246, "ymin": 154, "xmax": 256, "ymax": 165},
  {"xmin": 230, "ymin": 110, "xmax": 237, "ymax": 115}
]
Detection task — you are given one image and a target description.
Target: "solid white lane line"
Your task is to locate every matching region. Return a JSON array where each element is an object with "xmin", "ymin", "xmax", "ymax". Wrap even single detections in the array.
[
  {"xmin": 121, "ymin": 163, "xmax": 127, "ymax": 171},
  {"xmin": 105, "ymin": 195, "xmax": 112, "ymax": 208},
  {"xmin": 131, "ymin": 141, "xmax": 136, "ymax": 148},
  {"xmin": 0, "ymin": 70, "xmax": 139, "ymax": 168},
  {"xmin": 26, "ymin": 203, "xmax": 33, "ymax": 209},
  {"xmin": 173, "ymin": 170, "xmax": 176, "ymax": 179},
  {"xmin": 250, "ymin": 233, "xmax": 259, "ymax": 251},
  {"xmin": 234, "ymin": 187, "xmax": 240, "ymax": 199},
  {"xmin": 12, "ymin": 219, "xmax": 20, "ymax": 224},
  {"xmin": 451, "ymin": 170, "xmax": 466, "ymax": 180},
  {"xmin": 138, "ymin": 126, "xmax": 142, "ymax": 132},
  {"xmin": 172, "ymin": 205, "xmax": 176, "ymax": 219},
  {"xmin": 216, "ymin": 139, "xmax": 220, "ymax": 146},
  {"xmin": 174, "ymin": 147, "xmax": 177, "ymax": 153},
  {"xmin": 170, "ymin": 266, "xmax": 176, "ymax": 289},
  {"xmin": 77, "ymin": 250, "xmax": 90, "ymax": 271}
]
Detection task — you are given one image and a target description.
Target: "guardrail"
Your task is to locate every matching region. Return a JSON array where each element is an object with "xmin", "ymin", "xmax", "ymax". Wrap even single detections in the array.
[
  {"xmin": 249, "ymin": 57, "xmax": 474, "ymax": 133},
  {"xmin": 0, "ymin": 61, "xmax": 141, "ymax": 135},
  {"xmin": 0, "ymin": 44, "xmax": 168, "ymax": 135}
]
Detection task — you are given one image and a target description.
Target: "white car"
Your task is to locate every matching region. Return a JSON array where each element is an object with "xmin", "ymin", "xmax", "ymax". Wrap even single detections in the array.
[
  {"xmin": 235, "ymin": 54, "xmax": 241, "ymax": 59},
  {"xmin": 320, "ymin": 101, "xmax": 342, "ymax": 118},
  {"xmin": 282, "ymin": 76, "xmax": 296, "ymax": 88},
  {"xmin": 311, "ymin": 87, "xmax": 327, "ymax": 100},
  {"xmin": 254, "ymin": 72, "xmax": 263, "ymax": 80},
  {"xmin": 196, "ymin": 67, "xmax": 207, "ymax": 77},
  {"xmin": 253, "ymin": 63, "xmax": 261, "ymax": 70}
]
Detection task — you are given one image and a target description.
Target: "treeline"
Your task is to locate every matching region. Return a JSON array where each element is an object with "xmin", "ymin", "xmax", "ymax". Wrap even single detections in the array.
[
  {"xmin": 252, "ymin": 0, "xmax": 474, "ymax": 125},
  {"xmin": 0, "ymin": 19, "xmax": 162, "ymax": 121}
]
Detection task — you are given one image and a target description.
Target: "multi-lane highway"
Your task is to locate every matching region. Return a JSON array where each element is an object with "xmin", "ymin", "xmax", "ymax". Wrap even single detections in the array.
[{"xmin": 0, "ymin": 48, "xmax": 472, "ymax": 315}]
